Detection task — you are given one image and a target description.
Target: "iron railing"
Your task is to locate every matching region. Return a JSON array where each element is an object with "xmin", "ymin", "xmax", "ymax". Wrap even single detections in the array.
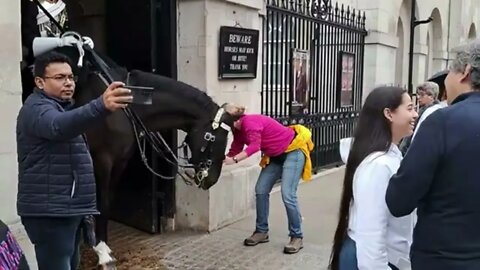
[{"xmin": 262, "ymin": 0, "xmax": 367, "ymax": 171}]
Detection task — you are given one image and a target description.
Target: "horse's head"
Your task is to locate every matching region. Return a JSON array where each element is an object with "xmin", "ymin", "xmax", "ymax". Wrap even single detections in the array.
[{"xmin": 186, "ymin": 106, "xmax": 235, "ymax": 190}]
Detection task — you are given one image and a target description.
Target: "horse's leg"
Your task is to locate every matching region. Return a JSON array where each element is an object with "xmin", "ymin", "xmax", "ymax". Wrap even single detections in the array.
[
  {"xmin": 109, "ymin": 157, "xmax": 131, "ymax": 210},
  {"xmin": 92, "ymin": 152, "xmax": 114, "ymax": 243}
]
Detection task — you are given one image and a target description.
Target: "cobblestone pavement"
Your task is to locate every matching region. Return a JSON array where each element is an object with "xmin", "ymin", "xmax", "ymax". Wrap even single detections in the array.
[
  {"xmin": 77, "ymin": 220, "xmax": 330, "ymax": 270},
  {"xmin": 162, "ymin": 227, "xmax": 330, "ymax": 270},
  {"xmin": 79, "ymin": 221, "xmax": 330, "ymax": 270},
  {"xmin": 12, "ymin": 168, "xmax": 343, "ymax": 270}
]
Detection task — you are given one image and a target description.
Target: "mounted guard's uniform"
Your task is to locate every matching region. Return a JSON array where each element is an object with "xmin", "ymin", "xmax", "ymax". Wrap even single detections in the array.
[{"xmin": 20, "ymin": 0, "xmax": 93, "ymax": 102}]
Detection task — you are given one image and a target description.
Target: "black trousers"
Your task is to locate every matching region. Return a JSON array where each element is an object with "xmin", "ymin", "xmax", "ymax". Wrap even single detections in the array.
[{"xmin": 21, "ymin": 216, "xmax": 83, "ymax": 270}]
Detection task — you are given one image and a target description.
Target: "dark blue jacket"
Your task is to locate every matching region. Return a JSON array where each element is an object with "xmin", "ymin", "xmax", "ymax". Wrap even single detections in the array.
[
  {"xmin": 386, "ymin": 92, "xmax": 480, "ymax": 270},
  {"xmin": 16, "ymin": 89, "xmax": 108, "ymax": 217}
]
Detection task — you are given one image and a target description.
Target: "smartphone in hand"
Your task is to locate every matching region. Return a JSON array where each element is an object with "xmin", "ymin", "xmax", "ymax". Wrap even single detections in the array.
[{"xmin": 124, "ymin": 85, "xmax": 155, "ymax": 105}]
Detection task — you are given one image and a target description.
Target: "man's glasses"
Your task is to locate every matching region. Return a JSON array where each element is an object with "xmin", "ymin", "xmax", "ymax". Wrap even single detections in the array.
[{"xmin": 44, "ymin": 74, "xmax": 78, "ymax": 83}]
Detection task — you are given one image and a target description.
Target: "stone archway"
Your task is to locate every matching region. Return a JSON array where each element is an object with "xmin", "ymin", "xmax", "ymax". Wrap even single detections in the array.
[
  {"xmin": 425, "ymin": 31, "xmax": 432, "ymax": 80},
  {"xmin": 397, "ymin": 0, "xmax": 420, "ymax": 87},
  {"xmin": 395, "ymin": 17, "xmax": 405, "ymax": 86},
  {"xmin": 468, "ymin": 23, "xmax": 477, "ymax": 39},
  {"xmin": 428, "ymin": 8, "xmax": 443, "ymax": 77}
]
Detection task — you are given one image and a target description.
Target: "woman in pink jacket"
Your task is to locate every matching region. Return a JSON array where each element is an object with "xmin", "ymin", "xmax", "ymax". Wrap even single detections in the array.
[{"xmin": 223, "ymin": 104, "xmax": 313, "ymax": 254}]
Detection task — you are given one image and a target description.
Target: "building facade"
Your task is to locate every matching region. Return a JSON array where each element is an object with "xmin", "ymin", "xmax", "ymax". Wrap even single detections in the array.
[
  {"xmin": 345, "ymin": 0, "xmax": 480, "ymax": 97},
  {"xmin": 0, "ymin": 0, "xmax": 479, "ymax": 233}
]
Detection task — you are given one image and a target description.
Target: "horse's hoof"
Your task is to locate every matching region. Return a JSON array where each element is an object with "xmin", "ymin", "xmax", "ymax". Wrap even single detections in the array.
[{"xmin": 98, "ymin": 261, "xmax": 117, "ymax": 270}]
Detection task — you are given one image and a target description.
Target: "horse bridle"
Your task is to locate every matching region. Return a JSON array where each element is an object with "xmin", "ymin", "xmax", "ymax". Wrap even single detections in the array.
[
  {"xmin": 183, "ymin": 107, "xmax": 231, "ymax": 185},
  {"xmin": 131, "ymin": 105, "xmax": 231, "ymax": 187}
]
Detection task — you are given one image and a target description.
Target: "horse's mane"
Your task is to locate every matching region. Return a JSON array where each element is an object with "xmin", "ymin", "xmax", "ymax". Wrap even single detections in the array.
[
  {"xmin": 53, "ymin": 46, "xmax": 219, "ymax": 117},
  {"xmin": 80, "ymin": 49, "xmax": 219, "ymax": 115},
  {"xmin": 128, "ymin": 69, "xmax": 219, "ymax": 115}
]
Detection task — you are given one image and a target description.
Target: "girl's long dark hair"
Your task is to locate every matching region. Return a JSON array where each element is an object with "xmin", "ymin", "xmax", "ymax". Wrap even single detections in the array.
[{"xmin": 328, "ymin": 86, "xmax": 407, "ymax": 270}]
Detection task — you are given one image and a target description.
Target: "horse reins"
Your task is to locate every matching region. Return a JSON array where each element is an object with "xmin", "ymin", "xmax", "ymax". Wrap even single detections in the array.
[{"xmin": 86, "ymin": 55, "xmax": 202, "ymax": 184}]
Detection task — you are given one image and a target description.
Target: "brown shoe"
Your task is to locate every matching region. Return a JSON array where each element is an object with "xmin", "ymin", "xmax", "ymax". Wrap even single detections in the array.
[
  {"xmin": 283, "ymin": 237, "xmax": 303, "ymax": 254},
  {"xmin": 244, "ymin": 232, "xmax": 269, "ymax": 246}
]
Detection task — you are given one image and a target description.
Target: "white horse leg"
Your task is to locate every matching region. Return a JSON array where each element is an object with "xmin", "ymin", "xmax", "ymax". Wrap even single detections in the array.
[{"xmin": 93, "ymin": 241, "xmax": 117, "ymax": 269}]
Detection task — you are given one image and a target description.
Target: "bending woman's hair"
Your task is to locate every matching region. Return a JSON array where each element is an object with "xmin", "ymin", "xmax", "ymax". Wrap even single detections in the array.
[
  {"xmin": 223, "ymin": 103, "xmax": 246, "ymax": 121},
  {"xmin": 328, "ymin": 86, "xmax": 407, "ymax": 270}
]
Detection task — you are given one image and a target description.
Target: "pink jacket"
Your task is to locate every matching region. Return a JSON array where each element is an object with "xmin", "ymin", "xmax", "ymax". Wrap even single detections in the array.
[{"xmin": 227, "ymin": 114, "xmax": 295, "ymax": 157}]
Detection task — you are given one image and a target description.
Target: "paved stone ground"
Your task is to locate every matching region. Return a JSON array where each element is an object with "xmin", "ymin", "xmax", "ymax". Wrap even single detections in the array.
[
  {"xmin": 80, "ymin": 222, "xmax": 206, "ymax": 270},
  {"xmin": 12, "ymin": 167, "xmax": 344, "ymax": 270},
  {"xmin": 162, "ymin": 228, "xmax": 330, "ymax": 270}
]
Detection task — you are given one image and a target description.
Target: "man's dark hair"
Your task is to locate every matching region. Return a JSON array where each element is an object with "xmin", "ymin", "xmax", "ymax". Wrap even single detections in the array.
[{"xmin": 33, "ymin": 51, "xmax": 73, "ymax": 78}]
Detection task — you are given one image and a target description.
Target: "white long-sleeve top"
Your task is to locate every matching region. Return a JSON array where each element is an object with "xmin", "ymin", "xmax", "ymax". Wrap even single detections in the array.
[
  {"xmin": 412, "ymin": 101, "xmax": 448, "ymax": 140},
  {"xmin": 340, "ymin": 139, "xmax": 414, "ymax": 270}
]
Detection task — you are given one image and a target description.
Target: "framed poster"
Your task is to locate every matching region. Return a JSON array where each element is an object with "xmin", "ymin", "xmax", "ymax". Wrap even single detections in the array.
[
  {"xmin": 290, "ymin": 48, "xmax": 310, "ymax": 115},
  {"xmin": 337, "ymin": 51, "xmax": 355, "ymax": 108},
  {"xmin": 218, "ymin": 26, "xmax": 259, "ymax": 79}
]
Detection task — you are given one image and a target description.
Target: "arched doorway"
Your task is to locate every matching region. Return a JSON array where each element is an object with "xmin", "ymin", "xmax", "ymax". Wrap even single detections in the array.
[
  {"xmin": 398, "ymin": 0, "xmax": 420, "ymax": 90},
  {"xmin": 468, "ymin": 23, "xmax": 477, "ymax": 39},
  {"xmin": 395, "ymin": 17, "xmax": 405, "ymax": 86},
  {"xmin": 425, "ymin": 8, "xmax": 443, "ymax": 78},
  {"xmin": 425, "ymin": 31, "xmax": 433, "ymax": 80}
]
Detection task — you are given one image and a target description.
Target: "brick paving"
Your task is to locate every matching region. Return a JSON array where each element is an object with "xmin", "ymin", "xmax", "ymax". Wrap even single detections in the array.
[
  {"xmin": 12, "ymin": 168, "xmax": 344, "ymax": 270},
  {"xmin": 79, "ymin": 221, "xmax": 331, "ymax": 270},
  {"xmin": 80, "ymin": 221, "xmax": 206, "ymax": 270},
  {"xmin": 13, "ymin": 206, "xmax": 333, "ymax": 270},
  {"xmin": 13, "ymin": 207, "xmax": 333, "ymax": 270},
  {"xmin": 162, "ymin": 227, "xmax": 330, "ymax": 270}
]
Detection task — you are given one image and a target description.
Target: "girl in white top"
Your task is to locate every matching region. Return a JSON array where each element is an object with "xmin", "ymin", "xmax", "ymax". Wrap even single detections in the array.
[{"xmin": 328, "ymin": 86, "xmax": 418, "ymax": 270}]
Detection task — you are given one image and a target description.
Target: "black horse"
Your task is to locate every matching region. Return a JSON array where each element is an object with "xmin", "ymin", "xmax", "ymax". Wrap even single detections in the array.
[{"xmin": 51, "ymin": 45, "xmax": 233, "ymax": 243}]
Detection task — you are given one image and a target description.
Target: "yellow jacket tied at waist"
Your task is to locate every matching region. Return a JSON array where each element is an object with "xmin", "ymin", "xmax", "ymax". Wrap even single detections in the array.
[{"xmin": 260, "ymin": 125, "xmax": 314, "ymax": 181}]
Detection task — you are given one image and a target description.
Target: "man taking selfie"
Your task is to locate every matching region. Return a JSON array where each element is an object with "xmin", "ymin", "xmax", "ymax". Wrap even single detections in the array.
[{"xmin": 16, "ymin": 51, "xmax": 132, "ymax": 270}]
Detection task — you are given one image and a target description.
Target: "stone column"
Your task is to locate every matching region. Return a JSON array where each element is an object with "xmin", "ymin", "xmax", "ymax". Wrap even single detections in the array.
[
  {"xmin": 364, "ymin": 30, "xmax": 399, "ymax": 98},
  {"xmin": 362, "ymin": 6, "xmax": 399, "ymax": 100},
  {"xmin": 432, "ymin": 50, "xmax": 449, "ymax": 72},
  {"xmin": 0, "ymin": 0, "xmax": 22, "ymax": 224},
  {"xmin": 412, "ymin": 43, "xmax": 427, "ymax": 86},
  {"xmin": 175, "ymin": 0, "xmax": 264, "ymax": 231}
]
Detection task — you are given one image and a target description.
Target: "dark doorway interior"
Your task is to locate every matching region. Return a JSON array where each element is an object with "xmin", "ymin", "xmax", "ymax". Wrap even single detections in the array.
[
  {"xmin": 67, "ymin": 0, "xmax": 178, "ymax": 234},
  {"xmin": 104, "ymin": 0, "xmax": 177, "ymax": 234}
]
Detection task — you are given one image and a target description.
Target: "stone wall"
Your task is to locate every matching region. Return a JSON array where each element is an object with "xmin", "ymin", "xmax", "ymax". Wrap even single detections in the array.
[
  {"xmin": 175, "ymin": 0, "xmax": 264, "ymax": 231},
  {"xmin": 0, "ymin": 0, "xmax": 22, "ymax": 224},
  {"xmin": 345, "ymin": 0, "xmax": 479, "ymax": 99}
]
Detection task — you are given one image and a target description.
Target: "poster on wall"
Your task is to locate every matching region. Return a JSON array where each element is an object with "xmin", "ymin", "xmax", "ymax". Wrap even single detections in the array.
[
  {"xmin": 337, "ymin": 51, "xmax": 355, "ymax": 108},
  {"xmin": 290, "ymin": 48, "xmax": 310, "ymax": 115}
]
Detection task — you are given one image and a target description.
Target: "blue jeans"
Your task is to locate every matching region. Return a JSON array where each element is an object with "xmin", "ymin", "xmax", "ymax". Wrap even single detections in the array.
[
  {"xmin": 339, "ymin": 236, "xmax": 399, "ymax": 270},
  {"xmin": 21, "ymin": 216, "xmax": 83, "ymax": 270},
  {"xmin": 255, "ymin": 149, "xmax": 305, "ymax": 238}
]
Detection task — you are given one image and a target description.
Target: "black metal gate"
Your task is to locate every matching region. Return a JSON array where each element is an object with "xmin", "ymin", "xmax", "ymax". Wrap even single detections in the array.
[{"xmin": 262, "ymin": 0, "xmax": 367, "ymax": 170}]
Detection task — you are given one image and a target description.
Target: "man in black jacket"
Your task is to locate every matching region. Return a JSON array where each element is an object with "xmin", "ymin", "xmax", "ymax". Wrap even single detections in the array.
[
  {"xmin": 16, "ymin": 51, "xmax": 132, "ymax": 270},
  {"xmin": 386, "ymin": 39, "xmax": 480, "ymax": 270}
]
